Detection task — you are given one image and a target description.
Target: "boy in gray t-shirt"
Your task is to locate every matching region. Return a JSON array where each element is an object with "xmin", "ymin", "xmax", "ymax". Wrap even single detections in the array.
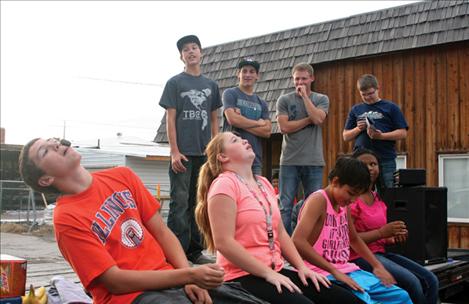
[
  {"xmin": 276, "ymin": 63, "xmax": 329, "ymax": 234},
  {"xmin": 159, "ymin": 35, "xmax": 222, "ymax": 264}
]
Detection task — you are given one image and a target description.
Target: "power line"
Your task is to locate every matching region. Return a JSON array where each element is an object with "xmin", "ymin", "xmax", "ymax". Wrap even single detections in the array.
[
  {"xmin": 75, "ymin": 76, "xmax": 165, "ymax": 87},
  {"xmin": 46, "ymin": 120, "xmax": 158, "ymax": 130}
]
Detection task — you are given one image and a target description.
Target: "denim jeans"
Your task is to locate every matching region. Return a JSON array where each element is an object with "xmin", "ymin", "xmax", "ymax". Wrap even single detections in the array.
[
  {"xmin": 279, "ymin": 165, "xmax": 323, "ymax": 234},
  {"xmin": 380, "ymin": 158, "xmax": 397, "ymax": 188},
  {"xmin": 352, "ymin": 252, "xmax": 439, "ymax": 304},
  {"xmin": 167, "ymin": 155, "xmax": 205, "ymax": 260}
]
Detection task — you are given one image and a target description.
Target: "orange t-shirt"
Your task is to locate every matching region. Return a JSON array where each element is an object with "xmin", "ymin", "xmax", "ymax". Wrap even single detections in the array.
[{"xmin": 54, "ymin": 167, "xmax": 173, "ymax": 304}]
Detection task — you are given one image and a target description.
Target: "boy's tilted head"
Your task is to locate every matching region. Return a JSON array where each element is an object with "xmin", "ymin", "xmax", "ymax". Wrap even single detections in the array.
[
  {"xmin": 19, "ymin": 138, "xmax": 77, "ymax": 194},
  {"xmin": 176, "ymin": 34, "xmax": 201, "ymax": 53},
  {"xmin": 19, "ymin": 138, "xmax": 54, "ymax": 193}
]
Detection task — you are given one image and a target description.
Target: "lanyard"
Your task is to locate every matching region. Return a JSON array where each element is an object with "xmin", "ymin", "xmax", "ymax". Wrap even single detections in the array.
[{"xmin": 234, "ymin": 173, "xmax": 276, "ymax": 269}]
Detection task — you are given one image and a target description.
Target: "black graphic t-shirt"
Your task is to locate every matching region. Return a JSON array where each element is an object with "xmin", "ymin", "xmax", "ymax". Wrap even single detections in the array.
[{"xmin": 160, "ymin": 72, "xmax": 222, "ymax": 155}]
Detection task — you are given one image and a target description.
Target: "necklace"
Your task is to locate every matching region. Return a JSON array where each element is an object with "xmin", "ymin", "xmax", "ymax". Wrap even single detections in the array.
[{"xmin": 234, "ymin": 173, "xmax": 276, "ymax": 269}]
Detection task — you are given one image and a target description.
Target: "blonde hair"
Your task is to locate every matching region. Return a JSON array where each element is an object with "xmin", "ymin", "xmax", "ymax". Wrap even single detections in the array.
[
  {"xmin": 292, "ymin": 62, "xmax": 314, "ymax": 76},
  {"xmin": 195, "ymin": 132, "xmax": 226, "ymax": 253}
]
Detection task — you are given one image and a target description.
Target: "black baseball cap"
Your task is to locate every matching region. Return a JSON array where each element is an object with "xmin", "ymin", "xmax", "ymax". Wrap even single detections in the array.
[
  {"xmin": 238, "ymin": 58, "xmax": 260, "ymax": 73},
  {"xmin": 177, "ymin": 35, "xmax": 201, "ymax": 52}
]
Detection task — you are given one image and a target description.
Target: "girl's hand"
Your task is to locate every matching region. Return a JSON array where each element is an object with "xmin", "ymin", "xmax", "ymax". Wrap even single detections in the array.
[
  {"xmin": 373, "ymin": 265, "xmax": 396, "ymax": 287},
  {"xmin": 394, "ymin": 234, "xmax": 408, "ymax": 243},
  {"xmin": 265, "ymin": 270, "xmax": 302, "ymax": 294},
  {"xmin": 330, "ymin": 270, "xmax": 364, "ymax": 293},
  {"xmin": 297, "ymin": 267, "xmax": 331, "ymax": 291},
  {"xmin": 379, "ymin": 221, "xmax": 407, "ymax": 238}
]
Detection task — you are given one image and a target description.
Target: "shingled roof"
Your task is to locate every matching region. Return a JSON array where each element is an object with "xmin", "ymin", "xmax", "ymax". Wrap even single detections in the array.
[{"xmin": 155, "ymin": 0, "xmax": 469, "ymax": 143}]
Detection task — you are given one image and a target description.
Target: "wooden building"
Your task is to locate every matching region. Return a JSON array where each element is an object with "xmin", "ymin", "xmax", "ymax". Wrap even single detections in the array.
[{"xmin": 155, "ymin": 1, "xmax": 469, "ymax": 247}]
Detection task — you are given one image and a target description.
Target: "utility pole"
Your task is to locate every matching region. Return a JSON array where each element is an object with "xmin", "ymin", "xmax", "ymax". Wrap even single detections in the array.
[{"xmin": 63, "ymin": 120, "xmax": 66, "ymax": 139}]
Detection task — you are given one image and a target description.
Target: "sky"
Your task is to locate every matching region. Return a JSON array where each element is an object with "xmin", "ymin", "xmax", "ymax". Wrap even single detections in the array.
[{"xmin": 1, "ymin": 0, "xmax": 418, "ymax": 145}]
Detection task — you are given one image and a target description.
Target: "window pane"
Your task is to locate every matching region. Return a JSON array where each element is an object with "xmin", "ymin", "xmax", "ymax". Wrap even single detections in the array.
[
  {"xmin": 396, "ymin": 155, "xmax": 406, "ymax": 169},
  {"xmin": 443, "ymin": 157, "xmax": 469, "ymax": 220}
]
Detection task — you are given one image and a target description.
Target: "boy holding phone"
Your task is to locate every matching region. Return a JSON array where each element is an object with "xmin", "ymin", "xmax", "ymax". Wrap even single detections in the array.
[{"xmin": 342, "ymin": 74, "xmax": 408, "ymax": 188}]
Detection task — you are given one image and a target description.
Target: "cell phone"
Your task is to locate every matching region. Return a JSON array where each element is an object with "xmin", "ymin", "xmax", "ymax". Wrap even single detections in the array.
[{"xmin": 365, "ymin": 117, "xmax": 377, "ymax": 131}]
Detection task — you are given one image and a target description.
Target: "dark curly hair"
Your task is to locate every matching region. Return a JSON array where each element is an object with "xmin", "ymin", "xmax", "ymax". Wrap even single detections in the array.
[
  {"xmin": 328, "ymin": 156, "xmax": 370, "ymax": 194},
  {"xmin": 351, "ymin": 148, "xmax": 385, "ymax": 197}
]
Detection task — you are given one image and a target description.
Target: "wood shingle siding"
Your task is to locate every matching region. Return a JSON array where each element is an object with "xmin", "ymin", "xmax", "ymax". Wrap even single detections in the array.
[
  {"xmin": 156, "ymin": 0, "xmax": 469, "ymax": 248},
  {"xmin": 155, "ymin": 0, "xmax": 468, "ymax": 143}
]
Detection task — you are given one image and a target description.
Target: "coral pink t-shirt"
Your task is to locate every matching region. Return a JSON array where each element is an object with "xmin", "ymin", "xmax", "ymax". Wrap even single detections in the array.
[
  {"xmin": 349, "ymin": 192, "xmax": 387, "ymax": 260},
  {"xmin": 207, "ymin": 172, "xmax": 284, "ymax": 281},
  {"xmin": 298, "ymin": 190, "xmax": 359, "ymax": 276}
]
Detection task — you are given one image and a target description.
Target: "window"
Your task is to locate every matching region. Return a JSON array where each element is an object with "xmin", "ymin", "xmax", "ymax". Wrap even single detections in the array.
[
  {"xmin": 438, "ymin": 154, "xmax": 469, "ymax": 223},
  {"xmin": 396, "ymin": 154, "xmax": 407, "ymax": 170}
]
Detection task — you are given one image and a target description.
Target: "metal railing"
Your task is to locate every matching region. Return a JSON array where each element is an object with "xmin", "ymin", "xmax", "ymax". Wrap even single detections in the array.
[
  {"xmin": 0, "ymin": 180, "xmax": 43, "ymax": 231},
  {"xmin": 1, "ymin": 180, "xmax": 172, "ymax": 226}
]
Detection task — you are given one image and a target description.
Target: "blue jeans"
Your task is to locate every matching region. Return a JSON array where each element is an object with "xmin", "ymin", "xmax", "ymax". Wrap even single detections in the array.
[
  {"xmin": 167, "ymin": 155, "xmax": 205, "ymax": 260},
  {"xmin": 279, "ymin": 165, "xmax": 323, "ymax": 234},
  {"xmin": 380, "ymin": 158, "xmax": 396, "ymax": 188},
  {"xmin": 328, "ymin": 269, "xmax": 412, "ymax": 304},
  {"xmin": 352, "ymin": 253, "xmax": 439, "ymax": 304}
]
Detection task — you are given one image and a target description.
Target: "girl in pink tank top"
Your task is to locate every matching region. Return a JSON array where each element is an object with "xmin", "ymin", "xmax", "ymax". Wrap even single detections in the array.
[{"xmin": 293, "ymin": 157, "xmax": 412, "ymax": 304}]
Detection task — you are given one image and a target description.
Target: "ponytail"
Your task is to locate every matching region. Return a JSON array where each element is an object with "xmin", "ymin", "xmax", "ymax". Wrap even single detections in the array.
[{"xmin": 195, "ymin": 133, "xmax": 225, "ymax": 253}]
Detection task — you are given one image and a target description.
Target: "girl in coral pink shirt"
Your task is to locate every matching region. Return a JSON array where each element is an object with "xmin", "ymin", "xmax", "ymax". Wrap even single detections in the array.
[{"xmin": 195, "ymin": 132, "xmax": 363, "ymax": 304}]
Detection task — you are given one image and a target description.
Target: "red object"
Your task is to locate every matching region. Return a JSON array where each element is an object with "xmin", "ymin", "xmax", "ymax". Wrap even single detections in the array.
[{"xmin": 0, "ymin": 255, "xmax": 27, "ymax": 298}]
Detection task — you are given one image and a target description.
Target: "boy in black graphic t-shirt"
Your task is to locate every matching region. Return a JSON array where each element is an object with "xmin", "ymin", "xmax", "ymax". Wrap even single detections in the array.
[{"xmin": 159, "ymin": 35, "xmax": 222, "ymax": 264}]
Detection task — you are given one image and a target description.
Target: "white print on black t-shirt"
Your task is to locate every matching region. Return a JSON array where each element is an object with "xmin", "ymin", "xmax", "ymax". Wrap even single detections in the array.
[
  {"xmin": 180, "ymin": 88, "xmax": 212, "ymax": 130},
  {"xmin": 358, "ymin": 111, "xmax": 384, "ymax": 121}
]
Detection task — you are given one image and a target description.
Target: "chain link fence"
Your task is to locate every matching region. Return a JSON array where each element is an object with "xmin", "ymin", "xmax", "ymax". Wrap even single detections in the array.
[
  {"xmin": 1, "ymin": 180, "xmax": 171, "ymax": 227},
  {"xmin": 0, "ymin": 180, "xmax": 58, "ymax": 231}
]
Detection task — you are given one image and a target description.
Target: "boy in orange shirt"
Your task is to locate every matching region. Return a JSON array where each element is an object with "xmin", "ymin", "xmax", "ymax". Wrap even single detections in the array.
[{"xmin": 19, "ymin": 138, "xmax": 265, "ymax": 304}]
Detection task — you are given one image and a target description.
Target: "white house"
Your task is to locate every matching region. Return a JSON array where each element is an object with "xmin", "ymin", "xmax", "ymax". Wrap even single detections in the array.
[{"xmin": 73, "ymin": 135, "xmax": 171, "ymax": 201}]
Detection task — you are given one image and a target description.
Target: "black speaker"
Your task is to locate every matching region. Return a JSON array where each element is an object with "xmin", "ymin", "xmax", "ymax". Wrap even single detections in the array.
[
  {"xmin": 382, "ymin": 187, "xmax": 448, "ymax": 265},
  {"xmin": 393, "ymin": 169, "xmax": 426, "ymax": 187}
]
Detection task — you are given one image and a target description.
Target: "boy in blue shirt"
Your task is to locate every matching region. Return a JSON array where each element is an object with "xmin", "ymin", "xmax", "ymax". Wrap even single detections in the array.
[
  {"xmin": 343, "ymin": 74, "xmax": 408, "ymax": 188},
  {"xmin": 222, "ymin": 58, "xmax": 271, "ymax": 175}
]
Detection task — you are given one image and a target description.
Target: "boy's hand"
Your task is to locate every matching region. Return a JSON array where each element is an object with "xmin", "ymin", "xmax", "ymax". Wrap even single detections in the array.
[
  {"xmin": 296, "ymin": 85, "xmax": 308, "ymax": 99},
  {"xmin": 190, "ymin": 264, "xmax": 224, "ymax": 290},
  {"xmin": 171, "ymin": 151, "xmax": 188, "ymax": 173},
  {"xmin": 367, "ymin": 126, "xmax": 382, "ymax": 139},
  {"xmin": 184, "ymin": 284, "xmax": 212, "ymax": 304},
  {"xmin": 257, "ymin": 118, "xmax": 267, "ymax": 127},
  {"xmin": 356, "ymin": 119, "xmax": 367, "ymax": 131}
]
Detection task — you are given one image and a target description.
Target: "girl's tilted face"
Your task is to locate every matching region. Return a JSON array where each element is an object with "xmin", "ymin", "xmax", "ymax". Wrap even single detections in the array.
[
  {"xmin": 357, "ymin": 153, "xmax": 380, "ymax": 184},
  {"xmin": 331, "ymin": 178, "xmax": 363, "ymax": 207},
  {"xmin": 336, "ymin": 185, "xmax": 362, "ymax": 207},
  {"xmin": 221, "ymin": 132, "xmax": 255, "ymax": 163}
]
